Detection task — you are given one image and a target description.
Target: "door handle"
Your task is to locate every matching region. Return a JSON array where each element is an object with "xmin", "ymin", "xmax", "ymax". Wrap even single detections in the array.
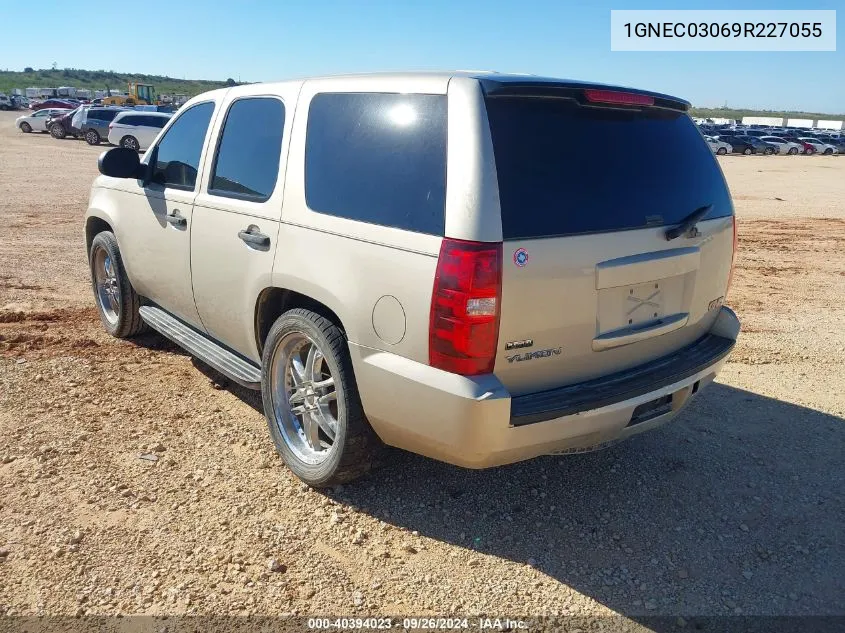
[
  {"xmin": 238, "ymin": 225, "xmax": 270, "ymax": 248},
  {"xmin": 165, "ymin": 210, "xmax": 187, "ymax": 227}
]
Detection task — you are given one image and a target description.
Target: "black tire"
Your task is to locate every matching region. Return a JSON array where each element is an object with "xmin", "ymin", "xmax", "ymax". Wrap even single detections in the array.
[
  {"xmin": 788, "ymin": 148, "xmax": 798, "ymax": 155},
  {"xmin": 743, "ymin": 148, "xmax": 752, "ymax": 155},
  {"xmin": 49, "ymin": 123, "xmax": 66, "ymax": 139},
  {"xmin": 716, "ymin": 147, "xmax": 727, "ymax": 155},
  {"xmin": 805, "ymin": 148, "xmax": 815, "ymax": 155},
  {"xmin": 823, "ymin": 148, "xmax": 833, "ymax": 155},
  {"xmin": 20, "ymin": 122, "xmax": 32, "ymax": 133},
  {"xmin": 261, "ymin": 309, "xmax": 380, "ymax": 487},
  {"xmin": 765, "ymin": 148, "xmax": 773, "ymax": 155},
  {"xmin": 85, "ymin": 129, "xmax": 100, "ymax": 145},
  {"xmin": 88, "ymin": 231, "xmax": 146, "ymax": 338},
  {"xmin": 120, "ymin": 135, "xmax": 139, "ymax": 151}
]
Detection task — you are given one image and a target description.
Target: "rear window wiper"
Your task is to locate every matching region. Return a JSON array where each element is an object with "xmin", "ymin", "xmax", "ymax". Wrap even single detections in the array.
[{"xmin": 665, "ymin": 204, "xmax": 713, "ymax": 241}]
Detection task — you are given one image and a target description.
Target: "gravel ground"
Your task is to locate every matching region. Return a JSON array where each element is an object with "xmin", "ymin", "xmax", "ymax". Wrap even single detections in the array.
[{"xmin": 0, "ymin": 110, "xmax": 843, "ymax": 624}]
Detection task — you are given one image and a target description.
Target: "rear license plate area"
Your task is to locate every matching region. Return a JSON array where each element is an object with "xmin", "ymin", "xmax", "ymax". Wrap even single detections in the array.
[{"xmin": 627, "ymin": 395, "xmax": 672, "ymax": 427}]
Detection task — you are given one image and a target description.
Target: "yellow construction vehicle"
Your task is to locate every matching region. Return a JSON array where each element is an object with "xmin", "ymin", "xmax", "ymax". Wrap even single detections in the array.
[{"xmin": 102, "ymin": 83, "xmax": 158, "ymax": 106}]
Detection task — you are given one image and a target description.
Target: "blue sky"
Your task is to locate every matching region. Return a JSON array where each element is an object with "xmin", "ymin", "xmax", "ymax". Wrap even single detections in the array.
[{"xmin": 3, "ymin": 0, "xmax": 842, "ymax": 113}]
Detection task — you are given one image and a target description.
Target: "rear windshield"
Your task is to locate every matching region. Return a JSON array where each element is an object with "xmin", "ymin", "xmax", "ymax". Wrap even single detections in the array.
[{"xmin": 485, "ymin": 97, "xmax": 733, "ymax": 240}]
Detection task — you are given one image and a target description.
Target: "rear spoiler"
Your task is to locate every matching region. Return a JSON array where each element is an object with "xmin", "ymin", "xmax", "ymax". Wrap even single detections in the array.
[{"xmin": 477, "ymin": 77, "xmax": 689, "ymax": 112}]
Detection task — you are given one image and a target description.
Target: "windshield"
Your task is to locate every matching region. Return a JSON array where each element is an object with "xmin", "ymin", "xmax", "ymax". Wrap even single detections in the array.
[{"xmin": 484, "ymin": 96, "xmax": 733, "ymax": 239}]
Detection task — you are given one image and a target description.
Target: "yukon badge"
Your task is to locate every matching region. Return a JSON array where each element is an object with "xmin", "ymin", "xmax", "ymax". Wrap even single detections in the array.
[{"xmin": 506, "ymin": 348, "xmax": 562, "ymax": 363}]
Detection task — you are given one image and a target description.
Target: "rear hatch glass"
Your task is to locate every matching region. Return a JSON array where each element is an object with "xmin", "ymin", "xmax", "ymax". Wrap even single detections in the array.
[{"xmin": 484, "ymin": 96, "xmax": 733, "ymax": 239}]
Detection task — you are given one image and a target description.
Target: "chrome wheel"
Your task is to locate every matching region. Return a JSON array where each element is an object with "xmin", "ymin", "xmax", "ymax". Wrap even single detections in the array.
[
  {"xmin": 92, "ymin": 246, "xmax": 120, "ymax": 324},
  {"xmin": 269, "ymin": 332, "xmax": 339, "ymax": 464}
]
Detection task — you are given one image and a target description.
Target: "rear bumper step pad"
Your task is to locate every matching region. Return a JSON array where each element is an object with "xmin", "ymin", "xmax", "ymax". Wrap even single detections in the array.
[{"xmin": 510, "ymin": 333, "xmax": 735, "ymax": 426}]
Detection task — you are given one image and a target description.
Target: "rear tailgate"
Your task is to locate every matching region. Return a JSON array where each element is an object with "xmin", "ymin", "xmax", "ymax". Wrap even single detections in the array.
[{"xmin": 483, "ymin": 87, "xmax": 735, "ymax": 396}]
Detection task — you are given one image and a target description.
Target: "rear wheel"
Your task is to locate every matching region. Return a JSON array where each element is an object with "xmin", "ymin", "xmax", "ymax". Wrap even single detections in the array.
[
  {"xmin": 764, "ymin": 147, "xmax": 774, "ymax": 155},
  {"xmin": 823, "ymin": 148, "xmax": 833, "ymax": 155},
  {"xmin": 743, "ymin": 148, "xmax": 752, "ymax": 155},
  {"xmin": 88, "ymin": 231, "xmax": 146, "ymax": 338},
  {"xmin": 20, "ymin": 122, "xmax": 32, "ymax": 133},
  {"xmin": 261, "ymin": 309, "xmax": 380, "ymax": 487},
  {"xmin": 85, "ymin": 129, "xmax": 100, "ymax": 145},
  {"xmin": 788, "ymin": 147, "xmax": 798, "ymax": 155},
  {"xmin": 49, "ymin": 123, "xmax": 66, "ymax": 139},
  {"xmin": 716, "ymin": 147, "xmax": 726, "ymax": 155},
  {"xmin": 805, "ymin": 148, "xmax": 815, "ymax": 155},
  {"xmin": 120, "ymin": 135, "xmax": 139, "ymax": 151}
]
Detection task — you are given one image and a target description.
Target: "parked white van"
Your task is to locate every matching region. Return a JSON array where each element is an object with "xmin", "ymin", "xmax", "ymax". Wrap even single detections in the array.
[{"xmin": 107, "ymin": 111, "xmax": 172, "ymax": 151}]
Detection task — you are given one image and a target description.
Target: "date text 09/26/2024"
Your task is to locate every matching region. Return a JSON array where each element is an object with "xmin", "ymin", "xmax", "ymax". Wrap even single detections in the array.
[{"xmin": 307, "ymin": 618, "xmax": 528, "ymax": 630}]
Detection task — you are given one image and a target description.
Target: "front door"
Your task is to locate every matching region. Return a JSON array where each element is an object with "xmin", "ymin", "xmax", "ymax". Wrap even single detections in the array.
[{"xmin": 114, "ymin": 101, "xmax": 217, "ymax": 329}]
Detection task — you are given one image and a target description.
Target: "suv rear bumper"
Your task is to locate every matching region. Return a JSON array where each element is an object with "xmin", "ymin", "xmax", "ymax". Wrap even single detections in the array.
[{"xmin": 350, "ymin": 307, "xmax": 740, "ymax": 469}]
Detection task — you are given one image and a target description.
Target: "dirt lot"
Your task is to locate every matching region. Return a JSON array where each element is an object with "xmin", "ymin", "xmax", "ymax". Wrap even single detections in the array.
[{"xmin": 1, "ymin": 110, "xmax": 843, "ymax": 624}]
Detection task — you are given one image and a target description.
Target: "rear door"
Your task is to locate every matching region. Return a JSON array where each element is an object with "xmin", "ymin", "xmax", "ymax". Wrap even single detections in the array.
[
  {"xmin": 483, "ymin": 89, "xmax": 735, "ymax": 396},
  {"xmin": 190, "ymin": 90, "xmax": 292, "ymax": 361}
]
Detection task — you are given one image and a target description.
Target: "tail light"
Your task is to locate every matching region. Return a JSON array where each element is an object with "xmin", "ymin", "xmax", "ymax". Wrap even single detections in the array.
[
  {"xmin": 726, "ymin": 216, "xmax": 738, "ymax": 296},
  {"xmin": 584, "ymin": 89, "xmax": 654, "ymax": 107},
  {"xmin": 429, "ymin": 239, "xmax": 502, "ymax": 376},
  {"xmin": 108, "ymin": 123, "xmax": 114, "ymax": 129}
]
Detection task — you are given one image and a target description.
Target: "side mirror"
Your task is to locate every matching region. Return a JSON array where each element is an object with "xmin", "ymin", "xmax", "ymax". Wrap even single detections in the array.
[{"xmin": 98, "ymin": 147, "xmax": 144, "ymax": 179}]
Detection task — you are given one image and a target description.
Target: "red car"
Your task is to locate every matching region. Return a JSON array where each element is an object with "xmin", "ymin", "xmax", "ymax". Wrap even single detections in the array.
[{"xmin": 30, "ymin": 99, "xmax": 75, "ymax": 111}]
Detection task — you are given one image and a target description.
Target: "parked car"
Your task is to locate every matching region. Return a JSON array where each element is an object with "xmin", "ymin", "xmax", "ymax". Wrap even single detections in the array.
[
  {"xmin": 719, "ymin": 135, "xmax": 773, "ymax": 155},
  {"xmin": 759, "ymin": 136, "xmax": 802, "ymax": 155},
  {"xmin": 107, "ymin": 111, "xmax": 171, "ymax": 151},
  {"xmin": 799, "ymin": 137, "xmax": 837, "ymax": 155},
  {"xmin": 85, "ymin": 73, "xmax": 740, "ymax": 487},
  {"xmin": 15, "ymin": 108, "xmax": 72, "ymax": 133},
  {"xmin": 826, "ymin": 138, "xmax": 845, "ymax": 154},
  {"xmin": 31, "ymin": 98, "xmax": 75, "ymax": 111},
  {"xmin": 47, "ymin": 106, "xmax": 82, "ymax": 139},
  {"xmin": 79, "ymin": 107, "xmax": 129, "ymax": 145},
  {"xmin": 705, "ymin": 135, "xmax": 731, "ymax": 155},
  {"xmin": 779, "ymin": 134, "xmax": 817, "ymax": 154},
  {"xmin": 0, "ymin": 94, "xmax": 13, "ymax": 110}
]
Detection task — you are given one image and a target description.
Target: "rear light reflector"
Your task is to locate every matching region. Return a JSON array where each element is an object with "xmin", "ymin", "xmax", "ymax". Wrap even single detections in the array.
[
  {"xmin": 429, "ymin": 239, "xmax": 503, "ymax": 376},
  {"xmin": 584, "ymin": 89, "xmax": 654, "ymax": 106},
  {"xmin": 726, "ymin": 216, "xmax": 738, "ymax": 296}
]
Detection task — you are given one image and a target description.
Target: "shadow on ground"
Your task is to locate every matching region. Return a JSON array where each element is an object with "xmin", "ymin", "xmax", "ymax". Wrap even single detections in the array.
[{"xmin": 328, "ymin": 383, "xmax": 844, "ymax": 620}]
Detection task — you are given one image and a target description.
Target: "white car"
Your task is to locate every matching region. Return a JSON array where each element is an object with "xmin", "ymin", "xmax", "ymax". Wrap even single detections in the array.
[
  {"xmin": 15, "ymin": 108, "xmax": 72, "ymax": 133},
  {"xmin": 705, "ymin": 136, "xmax": 732, "ymax": 155},
  {"xmin": 107, "ymin": 111, "xmax": 172, "ymax": 151},
  {"xmin": 798, "ymin": 137, "xmax": 838, "ymax": 155},
  {"xmin": 760, "ymin": 136, "xmax": 803, "ymax": 155}
]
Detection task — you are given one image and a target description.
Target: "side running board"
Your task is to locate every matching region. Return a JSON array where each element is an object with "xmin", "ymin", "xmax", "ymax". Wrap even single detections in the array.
[{"xmin": 138, "ymin": 305, "xmax": 262, "ymax": 389}]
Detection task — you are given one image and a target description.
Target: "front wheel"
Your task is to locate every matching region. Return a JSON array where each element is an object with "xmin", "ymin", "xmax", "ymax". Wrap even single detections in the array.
[
  {"xmin": 49, "ymin": 123, "xmax": 66, "ymax": 139},
  {"xmin": 823, "ymin": 148, "xmax": 834, "ymax": 155},
  {"xmin": 788, "ymin": 147, "xmax": 798, "ymax": 155},
  {"xmin": 88, "ymin": 231, "xmax": 146, "ymax": 338},
  {"xmin": 764, "ymin": 148, "xmax": 774, "ymax": 155},
  {"xmin": 20, "ymin": 122, "xmax": 32, "ymax": 133},
  {"xmin": 120, "ymin": 135, "xmax": 139, "ymax": 151},
  {"xmin": 261, "ymin": 309, "xmax": 380, "ymax": 487},
  {"xmin": 805, "ymin": 148, "xmax": 815, "ymax": 155},
  {"xmin": 717, "ymin": 147, "xmax": 727, "ymax": 155},
  {"xmin": 743, "ymin": 148, "xmax": 752, "ymax": 155},
  {"xmin": 85, "ymin": 129, "xmax": 100, "ymax": 145}
]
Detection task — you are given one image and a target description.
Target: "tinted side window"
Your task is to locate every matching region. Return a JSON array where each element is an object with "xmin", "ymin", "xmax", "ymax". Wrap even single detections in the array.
[
  {"xmin": 119, "ymin": 115, "xmax": 140, "ymax": 126},
  {"xmin": 149, "ymin": 116, "xmax": 169, "ymax": 129},
  {"xmin": 305, "ymin": 92, "xmax": 447, "ymax": 235},
  {"xmin": 151, "ymin": 102, "xmax": 215, "ymax": 190},
  {"xmin": 210, "ymin": 98, "xmax": 285, "ymax": 201}
]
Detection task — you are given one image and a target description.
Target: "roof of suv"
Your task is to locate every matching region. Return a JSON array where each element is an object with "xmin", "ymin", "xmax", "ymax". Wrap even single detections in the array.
[{"xmin": 211, "ymin": 71, "xmax": 690, "ymax": 109}]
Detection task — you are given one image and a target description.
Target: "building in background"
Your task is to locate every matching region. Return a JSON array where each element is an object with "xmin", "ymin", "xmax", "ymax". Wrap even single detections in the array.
[{"xmin": 742, "ymin": 116, "xmax": 784, "ymax": 126}]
